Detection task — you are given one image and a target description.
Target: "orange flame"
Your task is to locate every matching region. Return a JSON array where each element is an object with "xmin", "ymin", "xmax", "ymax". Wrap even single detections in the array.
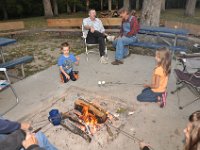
[{"xmin": 80, "ymin": 105, "xmax": 98, "ymax": 134}]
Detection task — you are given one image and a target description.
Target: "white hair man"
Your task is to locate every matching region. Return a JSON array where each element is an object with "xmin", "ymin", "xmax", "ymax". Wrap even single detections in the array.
[{"xmin": 83, "ymin": 9, "xmax": 108, "ymax": 64}]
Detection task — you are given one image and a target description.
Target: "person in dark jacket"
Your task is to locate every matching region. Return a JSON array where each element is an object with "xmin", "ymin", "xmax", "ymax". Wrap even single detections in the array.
[{"xmin": 0, "ymin": 119, "xmax": 57, "ymax": 150}]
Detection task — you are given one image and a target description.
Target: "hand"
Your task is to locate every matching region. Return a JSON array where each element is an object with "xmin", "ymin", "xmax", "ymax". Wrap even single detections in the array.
[
  {"xmin": 76, "ymin": 56, "xmax": 80, "ymax": 61},
  {"xmin": 21, "ymin": 123, "xmax": 31, "ymax": 131},
  {"xmin": 90, "ymin": 27, "xmax": 95, "ymax": 33},
  {"xmin": 143, "ymin": 84, "xmax": 149, "ymax": 88},
  {"xmin": 22, "ymin": 133, "xmax": 38, "ymax": 149},
  {"xmin": 66, "ymin": 74, "xmax": 70, "ymax": 80},
  {"xmin": 139, "ymin": 142, "xmax": 150, "ymax": 150}
]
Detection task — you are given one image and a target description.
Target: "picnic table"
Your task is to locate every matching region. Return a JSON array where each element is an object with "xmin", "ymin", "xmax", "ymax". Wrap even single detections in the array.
[
  {"xmin": 0, "ymin": 37, "xmax": 16, "ymax": 63},
  {"xmin": 135, "ymin": 26, "xmax": 189, "ymax": 55}
]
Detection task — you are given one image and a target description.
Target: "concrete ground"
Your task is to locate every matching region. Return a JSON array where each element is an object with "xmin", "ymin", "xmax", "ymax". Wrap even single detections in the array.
[{"xmin": 0, "ymin": 51, "xmax": 199, "ymax": 150}]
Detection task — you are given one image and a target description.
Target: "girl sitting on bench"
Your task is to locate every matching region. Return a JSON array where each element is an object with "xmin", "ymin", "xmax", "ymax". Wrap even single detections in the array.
[{"xmin": 137, "ymin": 47, "xmax": 171, "ymax": 107}]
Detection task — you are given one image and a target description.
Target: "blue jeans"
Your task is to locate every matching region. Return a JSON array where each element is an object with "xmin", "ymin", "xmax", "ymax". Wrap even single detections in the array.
[
  {"xmin": 113, "ymin": 36, "xmax": 138, "ymax": 60},
  {"xmin": 36, "ymin": 131, "xmax": 57, "ymax": 150},
  {"xmin": 137, "ymin": 88, "xmax": 162, "ymax": 102}
]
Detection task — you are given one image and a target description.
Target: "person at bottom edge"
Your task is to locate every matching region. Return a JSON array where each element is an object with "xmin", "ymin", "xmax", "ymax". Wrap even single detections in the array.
[
  {"xmin": 137, "ymin": 47, "xmax": 172, "ymax": 107},
  {"xmin": 0, "ymin": 118, "xmax": 57, "ymax": 150},
  {"xmin": 139, "ymin": 110, "xmax": 200, "ymax": 150},
  {"xmin": 58, "ymin": 42, "xmax": 80, "ymax": 83}
]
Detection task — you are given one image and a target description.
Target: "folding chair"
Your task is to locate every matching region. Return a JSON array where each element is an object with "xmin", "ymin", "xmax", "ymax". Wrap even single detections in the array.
[
  {"xmin": 81, "ymin": 25, "xmax": 108, "ymax": 61},
  {"xmin": 0, "ymin": 68, "xmax": 19, "ymax": 116},
  {"xmin": 171, "ymin": 69, "xmax": 200, "ymax": 109}
]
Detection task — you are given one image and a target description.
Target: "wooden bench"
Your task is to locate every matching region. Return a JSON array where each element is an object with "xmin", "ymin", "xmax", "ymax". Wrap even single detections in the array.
[
  {"xmin": 44, "ymin": 18, "xmax": 188, "ymax": 53},
  {"xmin": 44, "ymin": 18, "xmax": 121, "ymax": 34},
  {"xmin": 0, "ymin": 21, "xmax": 28, "ymax": 37},
  {"xmin": 0, "ymin": 56, "xmax": 34, "ymax": 78}
]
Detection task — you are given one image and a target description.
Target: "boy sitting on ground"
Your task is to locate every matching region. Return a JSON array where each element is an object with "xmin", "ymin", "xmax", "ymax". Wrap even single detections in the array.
[{"xmin": 58, "ymin": 42, "xmax": 80, "ymax": 83}]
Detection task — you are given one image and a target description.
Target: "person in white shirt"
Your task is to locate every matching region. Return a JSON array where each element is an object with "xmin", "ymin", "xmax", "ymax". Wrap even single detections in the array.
[{"xmin": 83, "ymin": 9, "xmax": 108, "ymax": 64}]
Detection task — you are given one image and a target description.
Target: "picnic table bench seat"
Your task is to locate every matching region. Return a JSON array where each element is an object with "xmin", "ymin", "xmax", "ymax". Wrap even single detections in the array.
[
  {"xmin": 0, "ymin": 56, "xmax": 33, "ymax": 69},
  {"xmin": 0, "ymin": 56, "xmax": 34, "ymax": 78},
  {"xmin": 130, "ymin": 41, "xmax": 188, "ymax": 52}
]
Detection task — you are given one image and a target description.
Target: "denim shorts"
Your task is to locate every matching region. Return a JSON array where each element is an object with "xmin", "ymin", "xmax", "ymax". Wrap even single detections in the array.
[{"xmin": 137, "ymin": 88, "xmax": 162, "ymax": 102}]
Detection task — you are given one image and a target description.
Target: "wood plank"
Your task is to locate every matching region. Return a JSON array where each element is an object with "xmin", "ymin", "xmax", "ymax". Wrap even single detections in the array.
[
  {"xmin": 0, "ymin": 21, "xmax": 25, "ymax": 31},
  {"xmin": 47, "ymin": 19, "xmax": 83, "ymax": 27},
  {"xmin": 101, "ymin": 18, "xmax": 121, "ymax": 26},
  {"xmin": 164, "ymin": 20, "xmax": 200, "ymax": 35},
  {"xmin": 47, "ymin": 18, "xmax": 122, "ymax": 28},
  {"xmin": 44, "ymin": 28, "xmax": 81, "ymax": 32}
]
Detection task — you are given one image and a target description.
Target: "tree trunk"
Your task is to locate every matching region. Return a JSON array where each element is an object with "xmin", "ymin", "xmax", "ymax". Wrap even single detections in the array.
[
  {"xmin": 161, "ymin": 0, "xmax": 165, "ymax": 11},
  {"xmin": 185, "ymin": 0, "xmax": 197, "ymax": 16},
  {"xmin": 123, "ymin": 0, "xmax": 130, "ymax": 9},
  {"xmin": 141, "ymin": 0, "xmax": 162, "ymax": 26},
  {"xmin": 108, "ymin": 0, "xmax": 112, "ymax": 11},
  {"xmin": 43, "ymin": 0, "xmax": 54, "ymax": 18},
  {"xmin": 66, "ymin": 0, "xmax": 71, "ymax": 13},
  {"xmin": 1, "ymin": 0, "xmax": 8, "ymax": 19},
  {"xmin": 73, "ymin": 2, "xmax": 76, "ymax": 13},
  {"xmin": 136, "ymin": 0, "xmax": 140, "ymax": 10},
  {"xmin": 100, "ymin": 0, "xmax": 103, "ymax": 10},
  {"xmin": 52, "ymin": 0, "xmax": 58, "ymax": 16},
  {"xmin": 115, "ymin": 0, "xmax": 119, "ymax": 10},
  {"xmin": 86, "ymin": 0, "xmax": 90, "ymax": 11}
]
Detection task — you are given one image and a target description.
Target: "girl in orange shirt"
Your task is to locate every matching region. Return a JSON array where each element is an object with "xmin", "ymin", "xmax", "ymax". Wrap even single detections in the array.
[{"xmin": 137, "ymin": 47, "xmax": 171, "ymax": 107}]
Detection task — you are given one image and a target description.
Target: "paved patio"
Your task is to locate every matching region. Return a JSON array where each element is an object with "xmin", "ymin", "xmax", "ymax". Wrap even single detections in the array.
[{"xmin": 0, "ymin": 51, "xmax": 199, "ymax": 150}]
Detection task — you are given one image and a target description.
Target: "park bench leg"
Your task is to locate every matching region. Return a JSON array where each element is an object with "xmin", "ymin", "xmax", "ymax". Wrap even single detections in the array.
[
  {"xmin": 0, "ymin": 47, "xmax": 5, "ymax": 63},
  {"xmin": 1, "ymin": 69, "xmax": 19, "ymax": 116},
  {"xmin": 21, "ymin": 64, "xmax": 25, "ymax": 78}
]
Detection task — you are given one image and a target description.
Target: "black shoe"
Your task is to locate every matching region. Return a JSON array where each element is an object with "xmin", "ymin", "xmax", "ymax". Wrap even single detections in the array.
[{"xmin": 111, "ymin": 60, "xmax": 124, "ymax": 65}]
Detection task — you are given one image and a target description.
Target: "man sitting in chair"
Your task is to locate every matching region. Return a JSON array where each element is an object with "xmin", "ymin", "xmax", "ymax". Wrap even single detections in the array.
[
  {"xmin": 112, "ymin": 7, "xmax": 139, "ymax": 65},
  {"xmin": 83, "ymin": 9, "xmax": 108, "ymax": 64}
]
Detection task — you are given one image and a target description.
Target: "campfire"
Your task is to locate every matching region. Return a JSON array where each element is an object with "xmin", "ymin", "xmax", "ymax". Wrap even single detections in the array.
[{"xmin": 61, "ymin": 98, "xmax": 114, "ymax": 142}]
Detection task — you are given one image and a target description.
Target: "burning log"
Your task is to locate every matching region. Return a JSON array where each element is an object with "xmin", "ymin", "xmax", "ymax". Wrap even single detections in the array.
[
  {"xmin": 60, "ymin": 119, "xmax": 92, "ymax": 143},
  {"xmin": 74, "ymin": 99, "xmax": 107, "ymax": 124}
]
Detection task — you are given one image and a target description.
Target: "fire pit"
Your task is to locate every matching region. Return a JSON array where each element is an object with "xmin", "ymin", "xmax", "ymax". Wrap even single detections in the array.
[
  {"xmin": 25, "ymin": 86, "xmax": 133, "ymax": 149},
  {"xmin": 60, "ymin": 98, "xmax": 116, "ymax": 142}
]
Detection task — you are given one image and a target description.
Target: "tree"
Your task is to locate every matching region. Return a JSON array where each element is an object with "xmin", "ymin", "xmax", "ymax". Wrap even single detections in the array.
[
  {"xmin": 66, "ymin": 0, "xmax": 71, "ymax": 13},
  {"xmin": 0, "ymin": 0, "xmax": 8, "ymax": 19},
  {"xmin": 141, "ymin": 0, "xmax": 162, "ymax": 26},
  {"xmin": 100, "ymin": 0, "xmax": 103, "ymax": 10},
  {"xmin": 136, "ymin": 0, "xmax": 140, "ymax": 10},
  {"xmin": 123, "ymin": 0, "xmax": 130, "ymax": 9},
  {"xmin": 161, "ymin": 0, "xmax": 165, "ymax": 11},
  {"xmin": 42, "ymin": 0, "xmax": 54, "ymax": 17},
  {"xmin": 51, "ymin": 0, "xmax": 58, "ymax": 16},
  {"xmin": 185, "ymin": 0, "xmax": 197, "ymax": 16},
  {"xmin": 86, "ymin": 0, "xmax": 90, "ymax": 11},
  {"xmin": 108, "ymin": 0, "xmax": 112, "ymax": 11}
]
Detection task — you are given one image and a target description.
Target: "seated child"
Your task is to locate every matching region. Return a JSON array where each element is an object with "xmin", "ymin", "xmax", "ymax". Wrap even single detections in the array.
[
  {"xmin": 137, "ymin": 47, "xmax": 171, "ymax": 107},
  {"xmin": 58, "ymin": 42, "xmax": 79, "ymax": 83}
]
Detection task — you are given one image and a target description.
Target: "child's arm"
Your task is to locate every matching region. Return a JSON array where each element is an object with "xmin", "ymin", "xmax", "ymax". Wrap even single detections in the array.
[
  {"xmin": 59, "ymin": 66, "xmax": 70, "ymax": 80},
  {"xmin": 144, "ymin": 75, "xmax": 160, "ymax": 89}
]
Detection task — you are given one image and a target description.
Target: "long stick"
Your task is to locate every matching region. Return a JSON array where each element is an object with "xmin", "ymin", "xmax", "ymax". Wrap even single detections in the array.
[{"xmin": 107, "ymin": 123, "xmax": 155, "ymax": 150}]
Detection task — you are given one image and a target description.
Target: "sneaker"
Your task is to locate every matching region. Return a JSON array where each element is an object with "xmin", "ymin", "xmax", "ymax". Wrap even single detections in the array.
[
  {"xmin": 111, "ymin": 60, "xmax": 124, "ymax": 65},
  {"xmin": 100, "ymin": 56, "xmax": 108, "ymax": 64},
  {"xmin": 107, "ymin": 35, "xmax": 115, "ymax": 42}
]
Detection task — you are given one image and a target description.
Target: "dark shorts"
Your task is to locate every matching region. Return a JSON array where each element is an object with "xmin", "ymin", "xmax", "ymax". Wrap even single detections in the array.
[
  {"xmin": 137, "ymin": 88, "xmax": 163, "ymax": 102},
  {"xmin": 60, "ymin": 71, "xmax": 76, "ymax": 83}
]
